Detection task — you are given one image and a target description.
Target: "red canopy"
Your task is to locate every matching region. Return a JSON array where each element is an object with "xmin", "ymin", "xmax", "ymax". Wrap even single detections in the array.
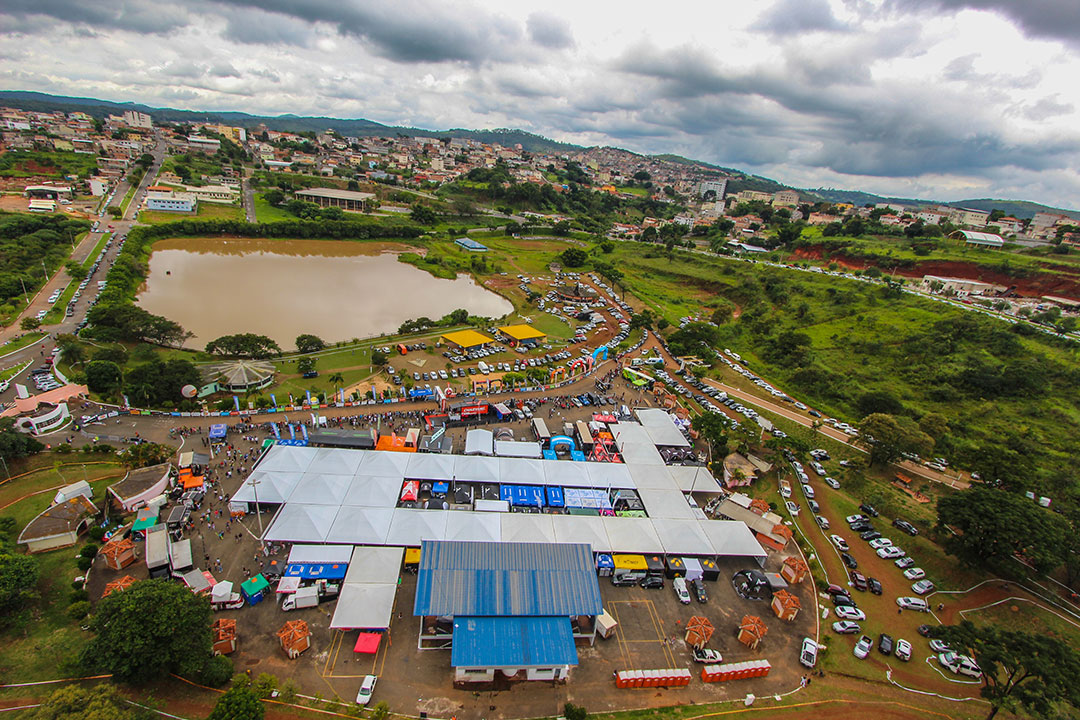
[
  {"xmin": 354, "ymin": 632, "xmax": 382, "ymax": 654},
  {"xmin": 400, "ymin": 480, "xmax": 419, "ymax": 502}
]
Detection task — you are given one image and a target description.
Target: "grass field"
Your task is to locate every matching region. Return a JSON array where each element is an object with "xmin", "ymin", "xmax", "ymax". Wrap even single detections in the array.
[
  {"xmin": 253, "ymin": 192, "xmax": 294, "ymax": 222},
  {"xmin": 0, "ymin": 331, "xmax": 46, "ymax": 357},
  {"xmin": 118, "ymin": 184, "xmax": 136, "ymax": 215},
  {"xmin": 139, "ymin": 202, "xmax": 244, "ymax": 225}
]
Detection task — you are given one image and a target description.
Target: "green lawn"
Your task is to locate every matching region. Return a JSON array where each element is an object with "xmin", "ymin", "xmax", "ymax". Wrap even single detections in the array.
[
  {"xmin": 139, "ymin": 202, "xmax": 244, "ymax": 225},
  {"xmin": 253, "ymin": 193, "xmax": 294, "ymax": 222},
  {"xmin": 0, "ymin": 150, "xmax": 99, "ymax": 179},
  {"xmin": 0, "ymin": 331, "xmax": 45, "ymax": 358},
  {"xmin": 0, "ymin": 359, "xmax": 30, "ymax": 383},
  {"xmin": 118, "ymin": 184, "xmax": 136, "ymax": 215}
]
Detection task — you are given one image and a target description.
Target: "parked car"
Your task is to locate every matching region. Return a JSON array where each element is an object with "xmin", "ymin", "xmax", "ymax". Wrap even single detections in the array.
[
  {"xmin": 640, "ymin": 575, "xmax": 664, "ymax": 589},
  {"xmin": 903, "ymin": 568, "xmax": 926, "ymax": 581},
  {"xmin": 691, "ymin": 577, "xmax": 708, "ymax": 604},
  {"xmin": 673, "ymin": 577, "xmax": 692, "ymax": 604},
  {"xmin": 859, "ymin": 503, "xmax": 880, "ymax": 517},
  {"xmin": 867, "ymin": 577, "xmax": 883, "ymax": 595},
  {"xmin": 897, "ymin": 597, "xmax": 930, "ymax": 612},
  {"xmin": 841, "ymin": 552, "xmax": 858, "ymax": 569},
  {"xmin": 785, "ymin": 501, "xmax": 800, "ymax": 515},
  {"xmin": 853, "ymin": 635, "xmax": 873, "ymax": 659},
  {"xmin": 825, "ymin": 476, "xmax": 841, "ymax": 489},
  {"xmin": 846, "ymin": 514, "xmax": 868, "ymax": 524},
  {"xmin": 692, "ymin": 648, "xmax": 722, "ymax": 664},
  {"xmin": 895, "ymin": 638, "xmax": 912, "ymax": 661},
  {"xmin": 835, "ymin": 606, "xmax": 866, "ymax": 621},
  {"xmin": 832, "ymin": 620, "xmax": 860, "ymax": 634},
  {"xmin": 878, "ymin": 633, "xmax": 894, "ymax": 655},
  {"xmin": 815, "ymin": 515, "xmax": 830, "ymax": 529},
  {"xmin": 917, "ymin": 624, "xmax": 934, "ymax": 637},
  {"xmin": 850, "ymin": 571, "xmax": 868, "ymax": 591},
  {"xmin": 869, "ymin": 538, "xmax": 893, "ymax": 550},
  {"xmin": 876, "ymin": 546, "xmax": 905, "ymax": 559},
  {"xmin": 895, "ymin": 557, "xmax": 916, "ymax": 569},
  {"xmin": 893, "ymin": 519, "xmax": 919, "ymax": 536},
  {"xmin": 830, "ymin": 534, "xmax": 849, "ymax": 551},
  {"xmin": 356, "ymin": 675, "xmax": 377, "ymax": 705},
  {"xmin": 912, "ymin": 580, "xmax": 936, "ymax": 595},
  {"xmin": 799, "ymin": 637, "xmax": 819, "ymax": 668},
  {"xmin": 929, "ymin": 639, "xmax": 952, "ymax": 653},
  {"xmin": 938, "ymin": 652, "xmax": 981, "ymax": 678},
  {"xmin": 826, "ymin": 584, "xmax": 850, "ymax": 598}
]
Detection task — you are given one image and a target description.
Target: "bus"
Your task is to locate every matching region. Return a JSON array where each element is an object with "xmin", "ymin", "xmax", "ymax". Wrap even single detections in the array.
[
  {"xmin": 531, "ymin": 418, "xmax": 551, "ymax": 446},
  {"xmin": 574, "ymin": 420, "xmax": 594, "ymax": 450}
]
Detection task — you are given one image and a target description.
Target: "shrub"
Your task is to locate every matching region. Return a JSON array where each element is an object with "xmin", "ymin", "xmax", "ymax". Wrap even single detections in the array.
[
  {"xmin": 88, "ymin": 527, "xmax": 106, "ymax": 542},
  {"xmin": 69, "ymin": 589, "xmax": 88, "ymax": 603},
  {"xmin": 67, "ymin": 601, "xmax": 91, "ymax": 621},
  {"xmin": 198, "ymin": 654, "xmax": 234, "ymax": 687},
  {"xmin": 564, "ymin": 702, "xmax": 588, "ymax": 720},
  {"xmin": 75, "ymin": 556, "xmax": 93, "ymax": 572},
  {"xmin": 80, "ymin": 543, "xmax": 99, "ymax": 558}
]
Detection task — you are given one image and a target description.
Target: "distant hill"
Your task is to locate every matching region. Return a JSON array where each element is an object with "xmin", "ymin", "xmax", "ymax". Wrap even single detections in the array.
[
  {"xmin": 813, "ymin": 187, "xmax": 1079, "ymax": 220},
  {"xmin": 3, "ymin": 90, "xmax": 1075, "ymax": 215},
  {"xmin": 0, "ymin": 90, "xmax": 583, "ymax": 154}
]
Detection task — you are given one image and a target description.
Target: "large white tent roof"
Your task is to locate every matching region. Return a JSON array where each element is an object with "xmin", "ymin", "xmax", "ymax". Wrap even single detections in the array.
[
  {"xmin": 406, "ymin": 453, "xmax": 456, "ymax": 480},
  {"xmin": 444, "ymin": 510, "xmax": 501, "ymax": 543},
  {"xmin": 358, "ymin": 450, "xmax": 412, "ymax": 476},
  {"xmin": 287, "ymin": 472, "xmax": 352, "ymax": 505},
  {"xmin": 307, "ymin": 447, "xmax": 364, "ymax": 476},
  {"xmin": 500, "ymin": 513, "xmax": 557, "ymax": 544},
  {"xmin": 501, "ymin": 457, "xmax": 547, "ymax": 486},
  {"xmin": 612, "ymin": 423, "xmax": 665, "ymax": 464},
  {"xmin": 264, "ymin": 503, "xmax": 337, "ymax": 543},
  {"xmin": 586, "ymin": 462, "xmax": 634, "ymax": 489},
  {"xmin": 543, "ymin": 459, "xmax": 590, "ymax": 487},
  {"xmin": 637, "ymin": 488, "xmax": 695, "ymax": 520},
  {"xmin": 464, "ymin": 429, "xmax": 494, "ymax": 456},
  {"xmin": 342, "ymin": 475, "xmax": 402, "ymax": 508},
  {"xmin": 330, "ymin": 584, "xmax": 398, "ymax": 629},
  {"xmin": 635, "ymin": 408, "xmax": 691, "ymax": 447},
  {"xmin": 288, "ymin": 544, "xmax": 354, "ymax": 565},
  {"xmin": 326, "ymin": 506, "xmax": 393, "ymax": 545},
  {"xmin": 385, "ymin": 508, "xmax": 448, "ymax": 546},
  {"xmin": 255, "ymin": 445, "xmax": 317, "ymax": 474},
  {"xmin": 668, "ymin": 465, "xmax": 720, "ymax": 492},
  {"xmin": 453, "ymin": 454, "xmax": 500, "ymax": 483},
  {"xmin": 602, "ymin": 516, "xmax": 663, "ymax": 554},
  {"xmin": 551, "ymin": 515, "xmax": 611, "ymax": 553},
  {"xmin": 698, "ymin": 519, "xmax": 768, "ymax": 558},
  {"xmin": 652, "ymin": 517, "xmax": 713, "ymax": 555},
  {"xmin": 345, "ymin": 546, "xmax": 403, "ymax": 585},
  {"xmin": 231, "ymin": 470, "xmax": 302, "ymax": 504},
  {"xmin": 627, "ymin": 464, "xmax": 679, "ymax": 491}
]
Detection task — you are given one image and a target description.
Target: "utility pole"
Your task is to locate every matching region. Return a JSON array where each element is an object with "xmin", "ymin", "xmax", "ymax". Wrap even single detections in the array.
[{"xmin": 42, "ymin": 261, "xmax": 49, "ymax": 282}]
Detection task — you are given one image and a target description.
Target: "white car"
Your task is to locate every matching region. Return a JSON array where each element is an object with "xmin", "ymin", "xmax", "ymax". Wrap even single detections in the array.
[
  {"xmin": 895, "ymin": 638, "xmax": 912, "ymax": 662},
  {"xmin": 830, "ymin": 535, "xmax": 849, "ymax": 551},
  {"xmin": 832, "ymin": 620, "xmax": 860, "ymax": 634},
  {"xmin": 673, "ymin": 577, "xmax": 692, "ymax": 604},
  {"xmin": 903, "ymin": 568, "xmax": 926, "ymax": 581},
  {"xmin": 853, "ymin": 635, "xmax": 873, "ymax": 659},
  {"xmin": 825, "ymin": 476, "xmax": 841, "ymax": 489},
  {"xmin": 939, "ymin": 652, "xmax": 981, "ymax": 678},
  {"xmin": 799, "ymin": 637, "xmax": 819, "ymax": 668},
  {"xmin": 929, "ymin": 639, "xmax": 952, "ymax": 653},
  {"xmin": 877, "ymin": 546, "xmax": 905, "ymax": 559},
  {"xmin": 897, "ymin": 597, "xmax": 929, "ymax": 612},
  {"xmin": 815, "ymin": 515, "xmax": 830, "ymax": 529},
  {"xmin": 835, "ymin": 606, "xmax": 866, "ymax": 621},
  {"xmin": 785, "ymin": 501, "xmax": 800, "ymax": 515},
  {"xmin": 846, "ymin": 514, "xmax": 867, "ymax": 524},
  {"xmin": 868, "ymin": 538, "xmax": 893, "ymax": 550},
  {"xmin": 912, "ymin": 580, "xmax": 936, "ymax": 595},
  {"xmin": 356, "ymin": 675, "xmax": 377, "ymax": 705}
]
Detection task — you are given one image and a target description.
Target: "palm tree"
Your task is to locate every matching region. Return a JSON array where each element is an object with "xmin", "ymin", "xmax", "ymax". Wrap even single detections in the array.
[{"xmin": 329, "ymin": 372, "xmax": 344, "ymax": 386}]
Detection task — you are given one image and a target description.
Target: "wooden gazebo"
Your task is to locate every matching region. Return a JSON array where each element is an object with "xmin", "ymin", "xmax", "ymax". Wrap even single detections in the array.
[
  {"xmin": 684, "ymin": 615, "xmax": 715, "ymax": 649},
  {"xmin": 102, "ymin": 575, "xmax": 137, "ymax": 598},
  {"xmin": 771, "ymin": 589, "xmax": 802, "ymax": 622},
  {"xmin": 781, "ymin": 556, "xmax": 809, "ymax": 584},
  {"xmin": 212, "ymin": 618, "xmax": 237, "ymax": 655},
  {"xmin": 277, "ymin": 620, "xmax": 310, "ymax": 659},
  {"xmin": 100, "ymin": 538, "xmax": 136, "ymax": 570},
  {"xmin": 737, "ymin": 614, "xmax": 768, "ymax": 649}
]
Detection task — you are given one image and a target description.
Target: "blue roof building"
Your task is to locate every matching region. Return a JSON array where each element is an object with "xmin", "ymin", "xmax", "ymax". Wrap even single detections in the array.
[
  {"xmin": 454, "ymin": 237, "xmax": 489, "ymax": 252},
  {"xmin": 414, "ymin": 540, "xmax": 602, "ymax": 684}
]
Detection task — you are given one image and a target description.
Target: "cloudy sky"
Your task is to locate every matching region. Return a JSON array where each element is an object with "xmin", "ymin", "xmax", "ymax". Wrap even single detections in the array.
[{"xmin": 2, "ymin": 0, "xmax": 1080, "ymax": 206}]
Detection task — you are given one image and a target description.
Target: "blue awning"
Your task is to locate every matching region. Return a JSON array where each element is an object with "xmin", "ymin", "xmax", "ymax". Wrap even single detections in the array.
[
  {"xmin": 542, "ymin": 449, "xmax": 556, "ymax": 460},
  {"xmin": 450, "ymin": 616, "xmax": 578, "ymax": 668},
  {"xmin": 432, "ymin": 481, "xmax": 450, "ymax": 494},
  {"xmin": 209, "ymin": 424, "xmax": 227, "ymax": 439},
  {"xmin": 285, "ymin": 562, "xmax": 348, "ymax": 580},
  {"xmin": 595, "ymin": 554, "xmax": 614, "ymax": 569},
  {"xmin": 545, "ymin": 486, "xmax": 565, "ymax": 507}
]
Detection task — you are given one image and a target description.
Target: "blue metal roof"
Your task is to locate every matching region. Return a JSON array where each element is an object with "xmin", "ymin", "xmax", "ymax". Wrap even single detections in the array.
[
  {"xmin": 450, "ymin": 616, "xmax": 577, "ymax": 668},
  {"xmin": 414, "ymin": 540, "xmax": 603, "ymax": 617}
]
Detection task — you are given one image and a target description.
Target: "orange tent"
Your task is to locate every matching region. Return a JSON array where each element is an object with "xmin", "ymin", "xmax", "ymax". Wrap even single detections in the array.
[
  {"xmin": 277, "ymin": 620, "xmax": 310, "ymax": 659},
  {"xmin": 781, "ymin": 556, "xmax": 809, "ymax": 584},
  {"xmin": 771, "ymin": 590, "xmax": 801, "ymax": 621},
  {"xmin": 178, "ymin": 469, "xmax": 204, "ymax": 490},
  {"xmin": 100, "ymin": 537, "xmax": 136, "ymax": 570},
  {"xmin": 738, "ymin": 615, "xmax": 768, "ymax": 649},
  {"xmin": 684, "ymin": 615, "xmax": 715, "ymax": 649},
  {"xmin": 103, "ymin": 575, "xmax": 137, "ymax": 597},
  {"xmin": 213, "ymin": 618, "xmax": 237, "ymax": 655}
]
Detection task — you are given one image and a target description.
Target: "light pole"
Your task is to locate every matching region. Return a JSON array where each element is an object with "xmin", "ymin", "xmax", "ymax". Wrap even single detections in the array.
[{"xmin": 41, "ymin": 261, "xmax": 49, "ymax": 282}]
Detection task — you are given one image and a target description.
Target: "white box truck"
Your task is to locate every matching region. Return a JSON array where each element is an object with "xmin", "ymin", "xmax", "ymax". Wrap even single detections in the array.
[{"xmin": 281, "ymin": 580, "xmax": 340, "ymax": 611}]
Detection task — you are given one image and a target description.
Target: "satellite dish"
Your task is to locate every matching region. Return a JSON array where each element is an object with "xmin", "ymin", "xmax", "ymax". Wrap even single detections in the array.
[{"xmin": 181, "ymin": 384, "xmax": 197, "ymax": 398}]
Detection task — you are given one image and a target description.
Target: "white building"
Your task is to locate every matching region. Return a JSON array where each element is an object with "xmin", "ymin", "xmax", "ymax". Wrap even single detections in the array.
[
  {"xmin": 145, "ymin": 190, "xmax": 197, "ymax": 213},
  {"xmin": 948, "ymin": 207, "xmax": 989, "ymax": 228},
  {"xmin": 698, "ymin": 179, "xmax": 728, "ymax": 199},
  {"xmin": 773, "ymin": 190, "xmax": 800, "ymax": 207},
  {"xmin": 184, "ymin": 184, "xmax": 240, "ymax": 204},
  {"xmin": 186, "ymin": 136, "xmax": 221, "ymax": 154},
  {"xmin": 121, "ymin": 110, "xmax": 153, "ymax": 129}
]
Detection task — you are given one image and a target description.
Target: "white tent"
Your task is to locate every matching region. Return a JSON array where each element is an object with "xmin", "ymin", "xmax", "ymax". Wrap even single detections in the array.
[
  {"xmin": 651, "ymin": 517, "xmax": 713, "ymax": 555},
  {"xmin": 358, "ymin": 450, "xmax": 412, "ymax": 476},
  {"xmin": 550, "ymin": 515, "xmax": 611, "ymax": 553},
  {"xmin": 586, "ymin": 462, "xmax": 634, "ymax": 489},
  {"xmin": 287, "ymin": 472, "xmax": 352, "ymax": 505},
  {"xmin": 326, "ymin": 506, "xmax": 393, "ymax": 545},
  {"xmin": 602, "ymin": 516, "xmax": 663, "ymax": 553},
  {"xmin": 637, "ymin": 488, "xmax": 695, "ymax": 520},
  {"xmin": 254, "ymin": 445, "xmax": 317, "ymax": 474},
  {"xmin": 627, "ymin": 464, "xmax": 678, "ymax": 491},
  {"xmin": 342, "ymin": 475, "xmax": 403, "ymax": 508},
  {"xmin": 307, "ymin": 447, "xmax": 364, "ymax": 476},
  {"xmin": 288, "ymin": 544, "xmax": 354, "ymax": 565},
  {"xmin": 211, "ymin": 581, "xmax": 234, "ymax": 603},
  {"xmin": 453, "ymin": 454, "xmax": 500, "ymax": 484},
  {"xmin": 464, "ymin": 429, "xmax": 494, "ymax": 456},
  {"xmin": 444, "ymin": 510, "xmax": 501, "ymax": 543},
  {"xmin": 542, "ymin": 458, "xmax": 590, "ymax": 487},
  {"xmin": 698, "ymin": 519, "xmax": 767, "ymax": 558},
  {"xmin": 500, "ymin": 457, "xmax": 546, "ymax": 486},
  {"xmin": 635, "ymin": 408, "xmax": 691, "ymax": 447},
  {"xmin": 612, "ymin": 424, "xmax": 665, "ymax": 465},
  {"xmin": 668, "ymin": 465, "xmax": 719, "ymax": 492},
  {"xmin": 494, "ymin": 440, "xmax": 542, "ymax": 458},
  {"xmin": 263, "ymin": 503, "xmax": 338, "ymax": 543},
  {"xmin": 406, "ymin": 453, "xmax": 456, "ymax": 481},
  {"xmin": 345, "ymin": 546, "xmax": 404, "ymax": 585},
  {"xmin": 330, "ymin": 584, "xmax": 398, "ymax": 629},
  {"xmin": 230, "ymin": 470, "xmax": 302, "ymax": 505},
  {"xmin": 500, "ymin": 513, "xmax": 556, "ymax": 544},
  {"xmin": 385, "ymin": 508, "xmax": 448, "ymax": 546}
]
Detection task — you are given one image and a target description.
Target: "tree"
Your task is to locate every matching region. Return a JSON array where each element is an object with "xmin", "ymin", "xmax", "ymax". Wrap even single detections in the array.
[
  {"xmin": 208, "ymin": 683, "xmax": 264, "ymax": 720},
  {"xmin": 20, "ymin": 317, "xmax": 41, "ymax": 331},
  {"xmin": 856, "ymin": 390, "xmax": 905, "ymax": 417},
  {"xmin": 936, "ymin": 487, "xmax": 1068, "ymax": 574},
  {"xmin": 410, "ymin": 204, "xmax": 437, "ymax": 225},
  {"xmin": 932, "ymin": 621, "xmax": 1080, "ymax": 720},
  {"xmin": 858, "ymin": 413, "xmax": 933, "ymax": 467},
  {"xmin": 560, "ymin": 248, "xmax": 588, "ymax": 267},
  {"xmin": 775, "ymin": 223, "xmax": 803, "ymax": 245},
  {"xmin": 710, "ymin": 299, "xmax": 736, "ymax": 325},
  {"xmin": 29, "ymin": 684, "xmax": 151, "ymax": 720},
  {"xmin": 632, "ymin": 170, "xmax": 651, "ymax": 182},
  {"xmin": 563, "ymin": 703, "xmax": 588, "ymax": 720},
  {"xmin": 918, "ymin": 412, "xmax": 949, "ymax": 440},
  {"xmin": 328, "ymin": 372, "xmax": 344, "ymax": 386},
  {"xmin": 205, "ymin": 334, "xmax": 280, "ymax": 358},
  {"xmin": 0, "ymin": 552, "xmax": 40, "ymax": 621},
  {"xmin": 55, "ymin": 334, "xmax": 85, "ymax": 365},
  {"xmin": 692, "ymin": 413, "xmax": 731, "ymax": 459},
  {"xmin": 294, "ymin": 334, "xmax": 325, "ymax": 353},
  {"xmin": 296, "ymin": 356, "xmax": 316, "ymax": 375},
  {"xmin": 263, "ymin": 189, "xmax": 285, "ymax": 206},
  {"xmin": 121, "ymin": 442, "xmax": 174, "ymax": 469},
  {"xmin": 371, "ymin": 350, "xmax": 388, "ymax": 367},
  {"xmin": 81, "ymin": 579, "xmax": 213, "ymax": 683},
  {"xmin": 0, "ymin": 418, "xmax": 44, "ymax": 460}
]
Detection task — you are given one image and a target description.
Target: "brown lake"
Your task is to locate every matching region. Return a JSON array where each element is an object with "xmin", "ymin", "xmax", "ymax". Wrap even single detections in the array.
[{"xmin": 136, "ymin": 238, "xmax": 513, "ymax": 348}]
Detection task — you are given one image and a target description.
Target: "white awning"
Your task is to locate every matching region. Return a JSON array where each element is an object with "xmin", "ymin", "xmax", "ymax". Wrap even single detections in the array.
[
  {"xmin": 542, "ymin": 459, "xmax": 590, "ymax": 487},
  {"xmin": 406, "ymin": 453, "xmax": 456, "ymax": 480},
  {"xmin": 652, "ymin": 517, "xmax": 713, "ymax": 555},
  {"xmin": 444, "ymin": 510, "xmax": 501, "ymax": 543},
  {"xmin": 500, "ymin": 513, "xmax": 556, "ymax": 544},
  {"xmin": 254, "ymin": 445, "xmax": 317, "ymax": 474},
  {"xmin": 464, "ymin": 429, "xmax": 494, "ymax": 456},
  {"xmin": 628, "ymin": 465, "xmax": 678, "ymax": 490},
  {"xmin": 550, "ymin": 515, "xmax": 611, "ymax": 553},
  {"xmin": 326, "ymin": 506, "xmax": 394, "ymax": 545},
  {"xmin": 288, "ymin": 544, "xmax": 354, "ymax": 565},
  {"xmin": 307, "ymin": 447, "xmax": 364, "ymax": 476},
  {"xmin": 345, "ymin": 546, "xmax": 404, "ymax": 585},
  {"xmin": 494, "ymin": 440, "xmax": 542, "ymax": 458},
  {"xmin": 287, "ymin": 472, "xmax": 352, "ymax": 505},
  {"xmin": 342, "ymin": 475, "xmax": 403, "ymax": 508},
  {"xmin": 612, "ymin": 423, "xmax": 665, "ymax": 465},
  {"xmin": 698, "ymin": 519, "xmax": 767, "ymax": 558},
  {"xmin": 231, "ymin": 470, "xmax": 302, "ymax": 504},
  {"xmin": 330, "ymin": 584, "xmax": 398, "ymax": 629},
  {"xmin": 635, "ymin": 408, "xmax": 691, "ymax": 447},
  {"xmin": 668, "ymin": 465, "xmax": 719, "ymax": 492},
  {"xmin": 385, "ymin": 508, "xmax": 448, "ymax": 546},
  {"xmin": 453, "ymin": 454, "xmax": 500, "ymax": 483},
  {"xmin": 358, "ymin": 450, "xmax": 413, "ymax": 476},
  {"xmin": 585, "ymin": 462, "xmax": 634, "ymax": 489},
  {"xmin": 602, "ymin": 516, "xmax": 663, "ymax": 553},
  {"xmin": 263, "ymin": 503, "xmax": 337, "ymax": 543},
  {"xmin": 637, "ymin": 488, "xmax": 695, "ymax": 520},
  {"xmin": 499, "ymin": 457, "xmax": 546, "ymax": 486}
]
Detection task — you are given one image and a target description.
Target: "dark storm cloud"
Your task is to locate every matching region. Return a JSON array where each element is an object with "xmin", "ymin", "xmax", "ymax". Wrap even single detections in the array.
[
  {"xmin": 613, "ymin": 43, "xmax": 1080, "ymax": 179},
  {"xmin": 897, "ymin": 1, "xmax": 1080, "ymax": 46},
  {"xmin": 221, "ymin": 8, "xmax": 316, "ymax": 46},
  {"xmin": 527, "ymin": 12, "xmax": 575, "ymax": 49},
  {"xmin": 215, "ymin": 0, "xmax": 522, "ymax": 64},
  {"xmin": 0, "ymin": 0, "xmax": 191, "ymax": 35},
  {"xmin": 752, "ymin": 0, "xmax": 848, "ymax": 34}
]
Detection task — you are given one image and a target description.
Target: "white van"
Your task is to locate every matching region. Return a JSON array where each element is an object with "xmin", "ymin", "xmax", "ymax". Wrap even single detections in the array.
[{"xmin": 478, "ymin": 361, "xmax": 490, "ymax": 375}]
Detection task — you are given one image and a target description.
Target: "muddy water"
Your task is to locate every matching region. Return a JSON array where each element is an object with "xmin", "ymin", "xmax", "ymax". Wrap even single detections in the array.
[{"xmin": 136, "ymin": 237, "xmax": 513, "ymax": 348}]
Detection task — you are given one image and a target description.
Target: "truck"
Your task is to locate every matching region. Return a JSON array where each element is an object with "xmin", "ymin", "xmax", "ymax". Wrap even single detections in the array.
[
  {"xmin": 281, "ymin": 580, "xmax": 340, "ymax": 611},
  {"xmin": 145, "ymin": 525, "xmax": 169, "ymax": 579}
]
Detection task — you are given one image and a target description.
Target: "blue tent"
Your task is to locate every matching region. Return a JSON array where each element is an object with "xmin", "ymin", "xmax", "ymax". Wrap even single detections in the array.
[
  {"xmin": 545, "ymin": 486, "xmax": 565, "ymax": 508},
  {"xmin": 542, "ymin": 449, "xmax": 557, "ymax": 460},
  {"xmin": 209, "ymin": 424, "xmax": 227, "ymax": 440},
  {"xmin": 285, "ymin": 563, "xmax": 348, "ymax": 580},
  {"xmin": 595, "ymin": 554, "xmax": 614, "ymax": 570}
]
